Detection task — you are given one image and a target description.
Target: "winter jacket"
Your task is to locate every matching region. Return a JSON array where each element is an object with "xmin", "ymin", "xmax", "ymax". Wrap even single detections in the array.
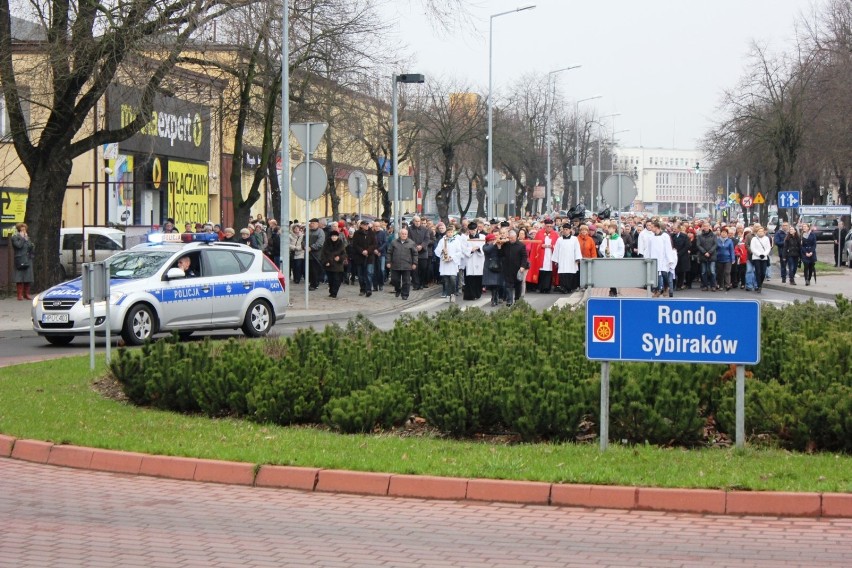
[
  {"xmin": 387, "ymin": 238, "xmax": 418, "ymax": 271},
  {"xmin": 408, "ymin": 223, "xmax": 432, "ymax": 258},
  {"xmin": 350, "ymin": 227, "xmax": 377, "ymax": 266},
  {"xmin": 696, "ymin": 230, "xmax": 717, "ymax": 262},
  {"xmin": 715, "ymin": 237, "xmax": 734, "ymax": 263},
  {"xmin": 320, "ymin": 236, "xmax": 347, "ymax": 273},
  {"xmin": 783, "ymin": 234, "xmax": 802, "ymax": 258},
  {"xmin": 801, "ymin": 232, "xmax": 818, "ymax": 264}
]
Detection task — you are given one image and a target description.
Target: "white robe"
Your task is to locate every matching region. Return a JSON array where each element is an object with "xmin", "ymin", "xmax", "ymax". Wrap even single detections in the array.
[
  {"xmin": 435, "ymin": 235, "xmax": 468, "ymax": 276},
  {"xmin": 538, "ymin": 229, "xmax": 558, "ymax": 270},
  {"xmin": 637, "ymin": 228, "xmax": 654, "ymax": 257},
  {"xmin": 646, "ymin": 232, "xmax": 672, "ymax": 274},
  {"xmin": 465, "ymin": 238, "xmax": 486, "ymax": 276},
  {"xmin": 598, "ymin": 235, "xmax": 625, "ymax": 259},
  {"xmin": 552, "ymin": 235, "xmax": 583, "ymax": 274}
]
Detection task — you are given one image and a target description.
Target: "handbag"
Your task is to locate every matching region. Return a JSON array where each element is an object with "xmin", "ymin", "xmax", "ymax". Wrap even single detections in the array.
[{"xmin": 487, "ymin": 258, "xmax": 501, "ymax": 273}]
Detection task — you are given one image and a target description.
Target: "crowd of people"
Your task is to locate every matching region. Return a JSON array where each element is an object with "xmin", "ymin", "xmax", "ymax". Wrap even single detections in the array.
[{"xmin": 163, "ymin": 211, "xmax": 843, "ymax": 302}]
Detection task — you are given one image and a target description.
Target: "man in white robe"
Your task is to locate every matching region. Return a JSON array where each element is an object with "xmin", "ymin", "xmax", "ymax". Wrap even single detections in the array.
[{"xmin": 552, "ymin": 223, "xmax": 583, "ymax": 293}]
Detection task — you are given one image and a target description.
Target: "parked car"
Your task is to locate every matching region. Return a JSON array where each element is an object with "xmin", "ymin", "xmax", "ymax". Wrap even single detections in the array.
[
  {"xmin": 33, "ymin": 233, "xmax": 286, "ymax": 346},
  {"xmin": 59, "ymin": 227, "xmax": 126, "ymax": 279},
  {"xmin": 800, "ymin": 216, "xmax": 837, "ymax": 241}
]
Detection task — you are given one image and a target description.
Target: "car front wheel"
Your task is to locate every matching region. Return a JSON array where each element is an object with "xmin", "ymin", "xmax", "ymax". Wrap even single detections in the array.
[
  {"xmin": 122, "ymin": 304, "xmax": 157, "ymax": 346},
  {"xmin": 242, "ymin": 299, "xmax": 273, "ymax": 338}
]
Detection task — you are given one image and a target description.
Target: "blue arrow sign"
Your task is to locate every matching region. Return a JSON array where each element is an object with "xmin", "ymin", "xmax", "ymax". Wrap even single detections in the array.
[
  {"xmin": 586, "ymin": 298, "xmax": 761, "ymax": 364},
  {"xmin": 778, "ymin": 191, "xmax": 800, "ymax": 208}
]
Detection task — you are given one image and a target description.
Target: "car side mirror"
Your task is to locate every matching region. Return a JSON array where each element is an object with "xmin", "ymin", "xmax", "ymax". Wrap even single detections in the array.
[{"xmin": 165, "ymin": 267, "xmax": 187, "ymax": 281}]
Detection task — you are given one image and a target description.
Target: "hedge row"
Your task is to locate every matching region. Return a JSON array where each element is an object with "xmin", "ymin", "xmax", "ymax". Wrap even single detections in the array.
[{"xmin": 108, "ymin": 298, "xmax": 852, "ymax": 452}]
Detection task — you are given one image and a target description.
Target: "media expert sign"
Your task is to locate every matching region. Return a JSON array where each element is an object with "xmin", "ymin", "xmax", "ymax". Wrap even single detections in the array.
[
  {"xmin": 107, "ymin": 85, "xmax": 210, "ymax": 162},
  {"xmin": 586, "ymin": 298, "xmax": 761, "ymax": 365},
  {"xmin": 167, "ymin": 161, "xmax": 209, "ymax": 226}
]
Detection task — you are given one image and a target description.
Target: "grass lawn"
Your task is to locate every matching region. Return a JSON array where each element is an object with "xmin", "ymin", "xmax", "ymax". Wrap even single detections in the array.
[{"xmin": 1, "ymin": 356, "xmax": 850, "ymax": 493}]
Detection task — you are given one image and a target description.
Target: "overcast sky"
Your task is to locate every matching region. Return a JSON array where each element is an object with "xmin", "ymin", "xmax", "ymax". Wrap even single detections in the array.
[{"xmin": 388, "ymin": 0, "xmax": 815, "ymax": 151}]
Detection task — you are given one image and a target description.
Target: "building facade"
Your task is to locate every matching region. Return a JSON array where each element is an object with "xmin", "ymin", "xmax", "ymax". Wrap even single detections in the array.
[{"xmin": 612, "ymin": 146, "xmax": 714, "ymax": 217}]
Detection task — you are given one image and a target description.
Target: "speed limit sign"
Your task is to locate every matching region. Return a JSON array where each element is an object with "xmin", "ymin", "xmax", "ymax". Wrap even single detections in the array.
[{"xmin": 741, "ymin": 195, "xmax": 753, "ymax": 208}]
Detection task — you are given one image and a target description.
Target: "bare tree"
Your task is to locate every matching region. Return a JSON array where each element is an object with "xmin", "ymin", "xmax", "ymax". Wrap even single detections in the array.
[
  {"xmin": 704, "ymin": 42, "xmax": 820, "ymax": 217},
  {"xmin": 418, "ymin": 79, "xmax": 485, "ymax": 223},
  {"xmin": 0, "ymin": 0, "xmax": 241, "ymax": 289}
]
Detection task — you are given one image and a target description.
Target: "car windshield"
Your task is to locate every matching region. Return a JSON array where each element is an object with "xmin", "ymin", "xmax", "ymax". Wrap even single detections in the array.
[{"xmin": 107, "ymin": 251, "xmax": 174, "ymax": 279}]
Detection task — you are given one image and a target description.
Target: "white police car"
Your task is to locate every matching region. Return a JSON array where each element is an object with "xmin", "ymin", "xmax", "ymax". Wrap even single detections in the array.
[{"xmin": 32, "ymin": 233, "xmax": 287, "ymax": 346}]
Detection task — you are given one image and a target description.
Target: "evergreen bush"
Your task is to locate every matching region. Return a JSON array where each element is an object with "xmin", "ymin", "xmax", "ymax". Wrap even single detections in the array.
[{"xmin": 106, "ymin": 298, "xmax": 852, "ymax": 452}]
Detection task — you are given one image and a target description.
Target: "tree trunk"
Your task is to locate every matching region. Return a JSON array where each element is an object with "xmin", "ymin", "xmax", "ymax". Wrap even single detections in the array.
[
  {"xmin": 267, "ymin": 160, "xmax": 281, "ymax": 221},
  {"xmin": 24, "ymin": 150, "xmax": 74, "ymax": 291},
  {"xmin": 325, "ymin": 139, "xmax": 341, "ymax": 220}
]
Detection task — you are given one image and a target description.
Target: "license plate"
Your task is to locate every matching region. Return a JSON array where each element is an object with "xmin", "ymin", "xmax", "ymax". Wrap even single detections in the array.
[{"xmin": 41, "ymin": 313, "xmax": 69, "ymax": 324}]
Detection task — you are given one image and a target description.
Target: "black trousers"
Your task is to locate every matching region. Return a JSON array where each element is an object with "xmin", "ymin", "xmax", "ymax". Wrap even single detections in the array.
[
  {"xmin": 538, "ymin": 270, "xmax": 553, "ymax": 292},
  {"xmin": 390, "ymin": 269, "xmax": 412, "ymax": 297},
  {"xmin": 308, "ymin": 255, "xmax": 323, "ymax": 288},
  {"xmin": 558, "ymin": 272, "xmax": 580, "ymax": 292},
  {"xmin": 414, "ymin": 257, "xmax": 429, "ymax": 287},
  {"xmin": 327, "ymin": 271, "xmax": 343, "ymax": 297}
]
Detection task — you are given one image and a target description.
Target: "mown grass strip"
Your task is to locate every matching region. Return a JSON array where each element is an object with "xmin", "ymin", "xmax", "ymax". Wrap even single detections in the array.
[{"xmin": 0, "ymin": 356, "xmax": 849, "ymax": 493}]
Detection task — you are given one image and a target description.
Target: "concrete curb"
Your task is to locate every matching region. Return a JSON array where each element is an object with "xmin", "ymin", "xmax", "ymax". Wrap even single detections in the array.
[{"xmin": 2, "ymin": 434, "xmax": 849, "ymax": 518}]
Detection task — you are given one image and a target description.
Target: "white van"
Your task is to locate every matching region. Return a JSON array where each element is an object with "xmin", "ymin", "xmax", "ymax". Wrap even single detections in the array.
[{"xmin": 59, "ymin": 227, "xmax": 126, "ymax": 279}]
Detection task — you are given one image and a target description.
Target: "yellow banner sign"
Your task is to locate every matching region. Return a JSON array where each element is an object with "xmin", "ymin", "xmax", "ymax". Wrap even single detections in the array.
[
  {"xmin": 167, "ymin": 160, "xmax": 209, "ymax": 226},
  {"xmin": 1, "ymin": 190, "xmax": 28, "ymax": 237}
]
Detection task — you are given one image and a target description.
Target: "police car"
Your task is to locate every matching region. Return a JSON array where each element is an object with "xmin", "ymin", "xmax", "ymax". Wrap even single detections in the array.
[{"xmin": 32, "ymin": 233, "xmax": 287, "ymax": 346}]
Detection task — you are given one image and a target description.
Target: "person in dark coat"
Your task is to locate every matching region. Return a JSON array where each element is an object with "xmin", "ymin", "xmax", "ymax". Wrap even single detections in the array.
[
  {"xmin": 833, "ymin": 220, "xmax": 848, "ymax": 267},
  {"xmin": 386, "ymin": 227, "xmax": 418, "ymax": 299},
  {"xmin": 408, "ymin": 216, "xmax": 432, "ymax": 289},
  {"xmin": 482, "ymin": 233, "xmax": 503, "ymax": 306},
  {"xmin": 306, "ymin": 218, "xmax": 326, "ymax": 290},
  {"xmin": 497, "ymin": 229, "xmax": 529, "ymax": 307},
  {"xmin": 782, "ymin": 225, "xmax": 802, "ymax": 285},
  {"xmin": 672, "ymin": 223, "xmax": 691, "ymax": 290},
  {"xmin": 350, "ymin": 219, "xmax": 377, "ymax": 297},
  {"xmin": 320, "ymin": 230, "xmax": 347, "ymax": 298},
  {"xmin": 800, "ymin": 223, "xmax": 818, "ymax": 285},
  {"xmin": 238, "ymin": 228, "xmax": 253, "ymax": 247},
  {"xmin": 266, "ymin": 220, "xmax": 281, "ymax": 268},
  {"xmin": 11, "ymin": 222, "xmax": 35, "ymax": 300}
]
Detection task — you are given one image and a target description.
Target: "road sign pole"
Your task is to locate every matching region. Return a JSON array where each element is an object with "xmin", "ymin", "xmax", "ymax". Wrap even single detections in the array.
[
  {"xmin": 736, "ymin": 364, "xmax": 745, "ymax": 449},
  {"xmin": 305, "ymin": 125, "xmax": 311, "ymax": 309},
  {"xmin": 600, "ymin": 361, "xmax": 610, "ymax": 452}
]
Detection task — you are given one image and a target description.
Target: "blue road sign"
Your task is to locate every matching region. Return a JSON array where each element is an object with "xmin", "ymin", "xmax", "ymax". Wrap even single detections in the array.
[
  {"xmin": 586, "ymin": 298, "xmax": 761, "ymax": 364},
  {"xmin": 778, "ymin": 191, "xmax": 800, "ymax": 208}
]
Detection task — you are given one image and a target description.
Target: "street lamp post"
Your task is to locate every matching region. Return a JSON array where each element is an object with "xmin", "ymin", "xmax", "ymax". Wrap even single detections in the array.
[
  {"xmin": 574, "ymin": 95, "xmax": 602, "ymax": 206},
  {"xmin": 488, "ymin": 4, "xmax": 536, "ymax": 220},
  {"xmin": 392, "ymin": 73, "xmax": 424, "ymax": 232},
  {"xmin": 596, "ymin": 113, "xmax": 620, "ymax": 208},
  {"xmin": 545, "ymin": 65, "xmax": 580, "ymax": 215}
]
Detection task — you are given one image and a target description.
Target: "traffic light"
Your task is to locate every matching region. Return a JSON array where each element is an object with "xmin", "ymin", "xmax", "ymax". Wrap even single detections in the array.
[{"xmin": 695, "ymin": 161, "xmax": 700, "ymax": 172}]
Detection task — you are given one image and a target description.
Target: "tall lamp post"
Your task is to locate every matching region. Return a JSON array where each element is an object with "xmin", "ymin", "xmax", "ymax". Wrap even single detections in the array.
[
  {"xmin": 595, "ymin": 113, "xmax": 620, "ymax": 208},
  {"xmin": 545, "ymin": 65, "xmax": 580, "ymax": 215},
  {"xmin": 574, "ymin": 95, "xmax": 602, "ymax": 206},
  {"xmin": 392, "ymin": 73, "xmax": 424, "ymax": 232},
  {"xmin": 487, "ymin": 4, "xmax": 536, "ymax": 219}
]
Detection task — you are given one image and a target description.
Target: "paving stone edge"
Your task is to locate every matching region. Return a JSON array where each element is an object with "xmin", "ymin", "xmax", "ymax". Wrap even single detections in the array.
[{"xmin": 1, "ymin": 434, "xmax": 849, "ymax": 518}]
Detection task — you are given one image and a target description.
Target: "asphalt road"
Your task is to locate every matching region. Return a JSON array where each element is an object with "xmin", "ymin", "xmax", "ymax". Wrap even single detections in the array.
[{"xmin": 0, "ymin": 284, "xmax": 832, "ymax": 365}]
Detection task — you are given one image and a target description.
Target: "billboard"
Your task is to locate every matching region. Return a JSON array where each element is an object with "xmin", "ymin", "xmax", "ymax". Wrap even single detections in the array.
[
  {"xmin": 107, "ymin": 85, "xmax": 211, "ymax": 162},
  {"xmin": 167, "ymin": 160, "xmax": 209, "ymax": 226}
]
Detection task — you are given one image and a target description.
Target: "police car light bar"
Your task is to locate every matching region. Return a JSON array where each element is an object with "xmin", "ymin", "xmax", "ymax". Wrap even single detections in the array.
[{"xmin": 147, "ymin": 232, "xmax": 219, "ymax": 244}]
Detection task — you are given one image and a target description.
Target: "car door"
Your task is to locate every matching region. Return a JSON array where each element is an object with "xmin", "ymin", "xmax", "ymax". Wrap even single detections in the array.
[
  {"xmin": 157, "ymin": 251, "xmax": 214, "ymax": 330},
  {"xmin": 205, "ymin": 248, "xmax": 256, "ymax": 325}
]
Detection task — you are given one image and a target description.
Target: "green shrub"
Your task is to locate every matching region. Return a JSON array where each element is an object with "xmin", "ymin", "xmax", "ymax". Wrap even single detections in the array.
[
  {"xmin": 323, "ymin": 382, "xmax": 412, "ymax": 433},
  {"xmin": 107, "ymin": 298, "xmax": 852, "ymax": 453}
]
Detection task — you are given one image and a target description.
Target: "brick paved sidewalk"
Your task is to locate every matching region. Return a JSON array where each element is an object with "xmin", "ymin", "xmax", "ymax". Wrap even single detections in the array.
[{"xmin": 2, "ymin": 459, "xmax": 850, "ymax": 568}]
